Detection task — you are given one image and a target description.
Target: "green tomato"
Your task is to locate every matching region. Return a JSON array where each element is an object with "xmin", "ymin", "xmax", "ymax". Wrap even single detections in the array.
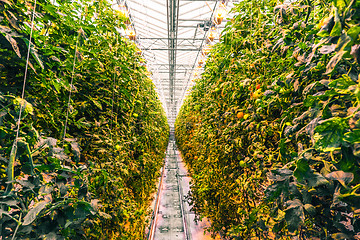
[{"xmin": 239, "ymin": 160, "xmax": 246, "ymax": 167}]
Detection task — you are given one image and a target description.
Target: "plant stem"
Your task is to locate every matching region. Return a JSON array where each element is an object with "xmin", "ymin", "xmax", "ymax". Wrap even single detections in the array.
[
  {"xmin": 5, "ymin": 141, "xmax": 18, "ymax": 195},
  {"xmin": 11, "ymin": 212, "xmax": 22, "ymax": 240}
]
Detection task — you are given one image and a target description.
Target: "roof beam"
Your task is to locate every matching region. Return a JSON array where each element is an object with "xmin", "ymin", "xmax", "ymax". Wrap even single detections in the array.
[
  {"xmin": 135, "ymin": 25, "xmax": 167, "ymax": 36},
  {"xmin": 181, "ymin": 4, "xmax": 211, "ymax": 16},
  {"xmin": 127, "ymin": 0, "xmax": 166, "ymax": 17},
  {"xmin": 179, "ymin": 1, "xmax": 193, "ymax": 7},
  {"xmin": 157, "ymin": 71, "xmax": 190, "ymax": 73},
  {"xmin": 131, "ymin": 9, "xmax": 165, "ymax": 25},
  {"xmin": 179, "ymin": 25, "xmax": 225, "ymax": 28},
  {"xmin": 167, "ymin": 0, "xmax": 180, "ymax": 105},
  {"xmin": 143, "ymin": 48, "xmax": 201, "ymax": 51},
  {"xmin": 152, "ymin": 64, "xmax": 194, "ymax": 66},
  {"xmin": 140, "ymin": 37, "xmax": 205, "ymax": 40}
]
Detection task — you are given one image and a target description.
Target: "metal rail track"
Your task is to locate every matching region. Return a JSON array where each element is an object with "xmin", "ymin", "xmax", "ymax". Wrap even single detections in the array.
[{"xmin": 147, "ymin": 134, "xmax": 191, "ymax": 240}]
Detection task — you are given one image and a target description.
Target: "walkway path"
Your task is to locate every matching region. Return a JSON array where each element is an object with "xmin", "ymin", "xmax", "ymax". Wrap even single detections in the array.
[{"xmin": 148, "ymin": 133, "xmax": 217, "ymax": 240}]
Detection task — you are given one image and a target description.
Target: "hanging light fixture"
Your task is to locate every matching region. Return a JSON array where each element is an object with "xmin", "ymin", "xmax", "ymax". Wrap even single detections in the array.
[
  {"xmin": 206, "ymin": 27, "xmax": 218, "ymax": 42},
  {"xmin": 125, "ymin": 26, "xmax": 136, "ymax": 41},
  {"xmin": 213, "ymin": 3, "xmax": 227, "ymax": 25},
  {"xmin": 202, "ymin": 44, "xmax": 212, "ymax": 56},
  {"xmin": 118, "ymin": 4, "xmax": 130, "ymax": 24}
]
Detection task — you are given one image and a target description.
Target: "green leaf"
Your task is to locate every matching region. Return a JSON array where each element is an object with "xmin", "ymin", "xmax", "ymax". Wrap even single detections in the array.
[
  {"xmin": 74, "ymin": 201, "xmax": 95, "ymax": 218},
  {"xmin": 89, "ymin": 98, "xmax": 103, "ymax": 110},
  {"xmin": 347, "ymin": 26, "xmax": 360, "ymax": 41},
  {"xmin": 330, "ymin": 8, "xmax": 341, "ymax": 37},
  {"xmin": 268, "ymin": 169, "xmax": 293, "ymax": 181},
  {"xmin": 4, "ymin": 33, "xmax": 21, "ymax": 58},
  {"xmin": 326, "ymin": 170, "xmax": 354, "ymax": 187},
  {"xmin": 43, "ymin": 232, "xmax": 58, "ymax": 240},
  {"xmin": 314, "ymin": 117, "xmax": 348, "ymax": 152},
  {"xmin": 325, "ymin": 50, "xmax": 346, "ymax": 74},
  {"xmin": 333, "ymin": 0, "xmax": 347, "ymax": 11},
  {"xmin": 331, "ymin": 233, "xmax": 352, "ymax": 240},
  {"xmin": 285, "ymin": 199, "xmax": 304, "ymax": 233},
  {"xmin": 336, "ymin": 34, "xmax": 352, "ymax": 51},
  {"xmin": 23, "ymin": 39, "xmax": 44, "ymax": 69},
  {"xmin": 303, "ymin": 204, "xmax": 316, "ymax": 216},
  {"xmin": 344, "ymin": 129, "xmax": 360, "ymax": 143},
  {"xmin": 328, "ymin": 75, "xmax": 356, "ymax": 89},
  {"xmin": 294, "ymin": 158, "xmax": 310, "ymax": 182},
  {"xmin": 317, "ymin": 16, "xmax": 334, "ymax": 37},
  {"xmin": 325, "ymin": 34, "xmax": 353, "ymax": 74},
  {"xmin": 43, "ymin": 4, "xmax": 58, "ymax": 16},
  {"xmin": 339, "ymin": 192, "xmax": 360, "ymax": 208},
  {"xmin": 318, "ymin": 44, "xmax": 336, "ymax": 54},
  {"xmin": 307, "ymin": 171, "xmax": 329, "ymax": 188},
  {"xmin": 23, "ymin": 201, "xmax": 47, "ymax": 226}
]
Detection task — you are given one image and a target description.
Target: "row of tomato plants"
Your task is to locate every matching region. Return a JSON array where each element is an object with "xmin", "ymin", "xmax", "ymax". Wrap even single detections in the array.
[
  {"xmin": 0, "ymin": 0, "xmax": 169, "ymax": 239},
  {"xmin": 176, "ymin": 0, "xmax": 360, "ymax": 239}
]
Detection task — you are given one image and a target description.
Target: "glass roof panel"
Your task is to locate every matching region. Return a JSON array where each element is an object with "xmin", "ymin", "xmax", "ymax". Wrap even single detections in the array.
[{"xmin": 113, "ymin": 0, "xmax": 239, "ymax": 126}]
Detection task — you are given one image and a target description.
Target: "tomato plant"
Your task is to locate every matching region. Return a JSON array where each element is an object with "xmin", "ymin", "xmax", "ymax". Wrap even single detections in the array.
[
  {"xmin": 176, "ymin": 0, "xmax": 360, "ymax": 239},
  {"xmin": 0, "ymin": 0, "xmax": 168, "ymax": 239}
]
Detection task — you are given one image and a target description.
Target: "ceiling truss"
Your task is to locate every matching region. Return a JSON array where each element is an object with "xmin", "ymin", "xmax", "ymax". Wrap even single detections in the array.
[{"xmin": 122, "ymin": 0, "xmax": 237, "ymax": 126}]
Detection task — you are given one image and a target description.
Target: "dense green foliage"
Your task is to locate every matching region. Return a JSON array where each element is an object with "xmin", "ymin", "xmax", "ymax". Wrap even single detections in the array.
[
  {"xmin": 176, "ymin": 0, "xmax": 360, "ymax": 239},
  {"xmin": 0, "ymin": 0, "xmax": 168, "ymax": 239}
]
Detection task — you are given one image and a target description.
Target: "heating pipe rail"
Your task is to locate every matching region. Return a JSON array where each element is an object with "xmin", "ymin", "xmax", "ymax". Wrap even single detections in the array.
[{"xmin": 147, "ymin": 155, "xmax": 166, "ymax": 239}]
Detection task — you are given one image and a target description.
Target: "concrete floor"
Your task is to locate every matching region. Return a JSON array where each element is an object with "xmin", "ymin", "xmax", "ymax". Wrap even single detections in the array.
[{"xmin": 150, "ymin": 139, "xmax": 219, "ymax": 240}]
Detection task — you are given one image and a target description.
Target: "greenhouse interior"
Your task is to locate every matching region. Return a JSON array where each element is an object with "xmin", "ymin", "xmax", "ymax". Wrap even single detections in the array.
[{"xmin": 1, "ymin": 0, "xmax": 360, "ymax": 239}]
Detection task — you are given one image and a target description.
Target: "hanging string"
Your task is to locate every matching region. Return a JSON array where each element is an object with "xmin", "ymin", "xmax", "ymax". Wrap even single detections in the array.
[
  {"xmin": 62, "ymin": 5, "xmax": 83, "ymax": 144},
  {"xmin": 62, "ymin": 37, "xmax": 79, "ymax": 142},
  {"xmin": 6, "ymin": 0, "xmax": 38, "ymax": 195},
  {"xmin": 14, "ymin": 0, "xmax": 37, "ymax": 142}
]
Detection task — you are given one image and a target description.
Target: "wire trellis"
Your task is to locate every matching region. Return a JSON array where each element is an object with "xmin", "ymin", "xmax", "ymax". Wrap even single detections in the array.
[
  {"xmin": 7, "ymin": 0, "xmax": 38, "ymax": 194},
  {"xmin": 62, "ymin": 4, "xmax": 84, "ymax": 144}
]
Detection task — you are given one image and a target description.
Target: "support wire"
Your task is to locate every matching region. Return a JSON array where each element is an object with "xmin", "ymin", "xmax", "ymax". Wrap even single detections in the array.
[
  {"xmin": 62, "ymin": 4, "xmax": 83, "ymax": 143},
  {"xmin": 6, "ymin": 0, "xmax": 37, "ymax": 195},
  {"xmin": 63, "ymin": 34, "xmax": 80, "ymax": 143},
  {"xmin": 14, "ymin": 0, "xmax": 37, "ymax": 142}
]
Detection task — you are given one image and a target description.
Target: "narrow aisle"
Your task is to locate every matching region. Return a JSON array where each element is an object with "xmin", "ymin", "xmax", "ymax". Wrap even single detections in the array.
[
  {"xmin": 149, "ymin": 132, "xmax": 217, "ymax": 240},
  {"xmin": 151, "ymin": 134, "xmax": 187, "ymax": 240}
]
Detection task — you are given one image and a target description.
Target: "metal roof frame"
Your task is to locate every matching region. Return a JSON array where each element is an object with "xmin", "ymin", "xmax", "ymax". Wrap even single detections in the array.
[{"xmin": 117, "ymin": 0, "xmax": 237, "ymax": 126}]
